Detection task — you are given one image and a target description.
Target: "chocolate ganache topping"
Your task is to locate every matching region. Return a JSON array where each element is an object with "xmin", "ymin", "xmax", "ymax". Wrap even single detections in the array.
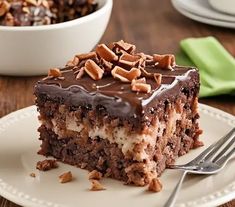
[{"xmin": 35, "ymin": 40, "xmax": 199, "ymax": 118}]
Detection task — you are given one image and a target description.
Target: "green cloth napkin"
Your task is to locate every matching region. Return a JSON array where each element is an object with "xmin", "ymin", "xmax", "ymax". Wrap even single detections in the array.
[{"xmin": 176, "ymin": 37, "xmax": 235, "ymax": 97}]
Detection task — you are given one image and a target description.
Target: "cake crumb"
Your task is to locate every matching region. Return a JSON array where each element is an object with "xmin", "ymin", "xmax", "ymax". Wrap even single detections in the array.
[
  {"xmin": 104, "ymin": 168, "xmax": 112, "ymax": 178},
  {"xmin": 88, "ymin": 170, "xmax": 102, "ymax": 180},
  {"xmin": 30, "ymin": 173, "xmax": 36, "ymax": 178},
  {"xmin": 193, "ymin": 139, "xmax": 204, "ymax": 148},
  {"xmin": 148, "ymin": 178, "xmax": 162, "ymax": 192},
  {"xmin": 36, "ymin": 159, "xmax": 58, "ymax": 171},
  {"xmin": 90, "ymin": 179, "xmax": 106, "ymax": 191},
  {"xmin": 59, "ymin": 171, "xmax": 73, "ymax": 183}
]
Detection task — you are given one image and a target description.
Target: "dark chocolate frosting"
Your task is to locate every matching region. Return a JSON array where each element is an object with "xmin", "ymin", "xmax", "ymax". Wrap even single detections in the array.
[{"xmin": 35, "ymin": 65, "xmax": 199, "ymax": 118}]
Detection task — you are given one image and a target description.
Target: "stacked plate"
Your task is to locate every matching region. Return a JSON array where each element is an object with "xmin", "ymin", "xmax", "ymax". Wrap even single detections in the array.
[{"xmin": 171, "ymin": 0, "xmax": 235, "ymax": 29}]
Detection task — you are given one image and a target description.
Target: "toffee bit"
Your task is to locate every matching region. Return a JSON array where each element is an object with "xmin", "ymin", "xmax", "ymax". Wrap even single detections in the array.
[
  {"xmin": 75, "ymin": 67, "xmax": 85, "ymax": 79},
  {"xmin": 88, "ymin": 170, "xmax": 103, "ymax": 180},
  {"xmin": 111, "ymin": 66, "xmax": 141, "ymax": 82},
  {"xmin": 4, "ymin": 12, "xmax": 14, "ymax": 26},
  {"xmin": 154, "ymin": 73, "xmax": 162, "ymax": 86},
  {"xmin": 71, "ymin": 56, "xmax": 80, "ymax": 66},
  {"xmin": 131, "ymin": 82, "xmax": 151, "ymax": 93},
  {"xmin": 66, "ymin": 60, "xmax": 75, "ymax": 67},
  {"xmin": 30, "ymin": 172, "xmax": 36, "ymax": 177},
  {"xmin": 36, "ymin": 159, "xmax": 58, "ymax": 171},
  {"xmin": 90, "ymin": 179, "xmax": 106, "ymax": 191},
  {"xmin": 148, "ymin": 178, "xmax": 162, "ymax": 192},
  {"xmin": 119, "ymin": 53, "xmax": 141, "ymax": 67},
  {"xmin": 59, "ymin": 171, "xmax": 73, "ymax": 183},
  {"xmin": 153, "ymin": 54, "xmax": 176, "ymax": 70},
  {"xmin": 0, "ymin": 1, "xmax": 10, "ymax": 17},
  {"xmin": 42, "ymin": 68, "xmax": 65, "ymax": 81},
  {"xmin": 112, "ymin": 40, "xmax": 136, "ymax": 54},
  {"xmin": 84, "ymin": 59, "xmax": 104, "ymax": 80},
  {"xmin": 96, "ymin": 44, "xmax": 118, "ymax": 62},
  {"xmin": 76, "ymin": 51, "xmax": 97, "ymax": 61},
  {"xmin": 48, "ymin": 68, "xmax": 62, "ymax": 78}
]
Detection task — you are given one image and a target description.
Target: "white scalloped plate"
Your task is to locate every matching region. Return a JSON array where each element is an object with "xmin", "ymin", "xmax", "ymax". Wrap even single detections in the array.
[
  {"xmin": 0, "ymin": 104, "xmax": 234, "ymax": 207},
  {"xmin": 172, "ymin": 0, "xmax": 235, "ymax": 29}
]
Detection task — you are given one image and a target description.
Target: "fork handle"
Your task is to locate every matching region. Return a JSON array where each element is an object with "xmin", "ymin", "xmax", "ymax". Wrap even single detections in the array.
[{"xmin": 163, "ymin": 170, "xmax": 188, "ymax": 207}]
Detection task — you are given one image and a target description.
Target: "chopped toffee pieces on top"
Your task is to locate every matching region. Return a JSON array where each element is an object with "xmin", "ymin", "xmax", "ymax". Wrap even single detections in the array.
[{"xmin": 43, "ymin": 40, "xmax": 177, "ymax": 94}]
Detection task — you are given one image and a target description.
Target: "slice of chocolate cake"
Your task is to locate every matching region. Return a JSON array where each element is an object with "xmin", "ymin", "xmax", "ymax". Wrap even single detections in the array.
[{"xmin": 34, "ymin": 40, "xmax": 202, "ymax": 186}]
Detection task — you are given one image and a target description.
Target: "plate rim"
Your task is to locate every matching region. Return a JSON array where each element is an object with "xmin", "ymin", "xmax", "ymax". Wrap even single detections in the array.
[
  {"xmin": 174, "ymin": 0, "xmax": 235, "ymax": 22},
  {"xmin": 0, "ymin": 104, "xmax": 234, "ymax": 207},
  {"xmin": 171, "ymin": 0, "xmax": 235, "ymax": 29},
  {"xmin": 208, "ymin": 0, "xmax": 235, "ymax": 16}
]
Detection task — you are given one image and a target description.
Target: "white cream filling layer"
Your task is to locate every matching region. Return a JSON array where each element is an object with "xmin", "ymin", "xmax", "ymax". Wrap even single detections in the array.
[{"xmin": 49, "ymin": 109, "xmax": 182, "ymax": 161}]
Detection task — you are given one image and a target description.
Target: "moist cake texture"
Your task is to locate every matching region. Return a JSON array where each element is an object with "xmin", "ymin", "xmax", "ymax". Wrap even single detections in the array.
[{"xmin": 35, "ymin": 40, "xmax": 202, "ymax": 186}]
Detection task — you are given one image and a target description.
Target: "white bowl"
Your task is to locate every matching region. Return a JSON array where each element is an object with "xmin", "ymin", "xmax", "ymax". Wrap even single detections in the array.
[
  {"xmin": 209, "ymin": 0, "xmax": 235, "ymax": 16},
  {"xmin": 0, "ymin": 0, "xmax": 113, "ymax": 76}
]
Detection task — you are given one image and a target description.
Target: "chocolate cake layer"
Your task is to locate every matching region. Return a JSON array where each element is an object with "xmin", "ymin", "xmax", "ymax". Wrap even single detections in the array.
[{"xmin": 36, "ymin": 81, "xmax": 201, "ymax": 185}]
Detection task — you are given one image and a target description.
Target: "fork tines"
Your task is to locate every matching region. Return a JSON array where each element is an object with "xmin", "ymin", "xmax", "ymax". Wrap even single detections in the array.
[{"xmin": 189, "ymin": 128, "xmax": 235, "ymax": 166}]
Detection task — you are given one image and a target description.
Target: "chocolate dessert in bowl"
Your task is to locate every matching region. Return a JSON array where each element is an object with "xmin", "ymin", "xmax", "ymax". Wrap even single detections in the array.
[{"xmin": 0, "ymin": 0, "xmax": 112, "ymax": 76}]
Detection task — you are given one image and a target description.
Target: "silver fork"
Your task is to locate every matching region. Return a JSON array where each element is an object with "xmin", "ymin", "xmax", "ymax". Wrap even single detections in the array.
[{"xmin": 164, "ymin": 127, "xmax": 235, "ymax": 207}]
